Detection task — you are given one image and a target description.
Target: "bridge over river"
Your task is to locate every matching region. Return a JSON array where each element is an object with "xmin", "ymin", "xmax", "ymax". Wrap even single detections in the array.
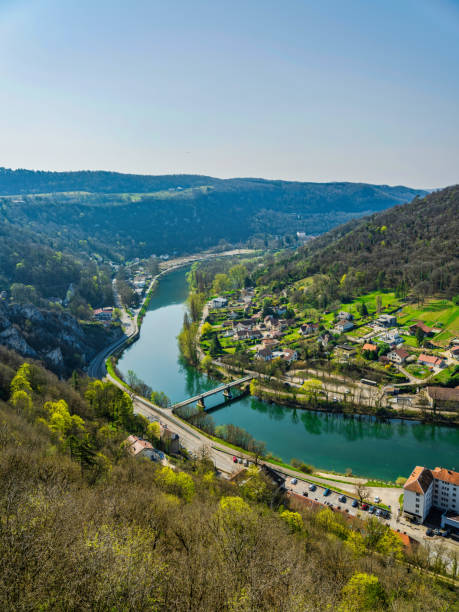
[{"xmin": 171, "ymin": 375, "xmax": 253, "ymax": 411}]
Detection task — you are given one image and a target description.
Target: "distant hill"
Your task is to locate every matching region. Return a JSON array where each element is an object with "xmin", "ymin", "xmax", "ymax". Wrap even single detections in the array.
[
  {"xmin": 0, "ymin": 168, "xmax": 426, "ymax": 259},
  {"xmin": 258, "ymin": 185, "xmax": 459, "ymax": 299}
]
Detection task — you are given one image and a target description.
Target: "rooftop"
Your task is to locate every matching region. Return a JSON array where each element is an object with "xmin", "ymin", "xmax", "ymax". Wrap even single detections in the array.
[{"xmin": 404, "ymin": 466, "xmax": 433, "ymax": 494}]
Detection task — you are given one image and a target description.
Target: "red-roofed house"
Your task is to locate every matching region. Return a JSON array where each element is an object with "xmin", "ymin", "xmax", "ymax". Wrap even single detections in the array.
[
  {"xmin": 418, "ymin": 354, "xmax": 445, "ymax": 368},
  {"xmin": 124, "ymin": 435, "xmax": 155, "ymax": 459},
  {"xmin": 362, "ymin": 343, "xmax": 378, "ymax": 352}
]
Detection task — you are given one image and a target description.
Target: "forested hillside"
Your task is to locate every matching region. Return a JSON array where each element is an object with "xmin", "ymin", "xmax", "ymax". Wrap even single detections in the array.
[
  {"xmin": 0, "ymin": 346, "xmax": 456, "ymax": 610},
  {"xmin": 0, "ymin": 168, "xmax": 426, "ymax": 259},
  {"xmin": 257, "ymin": 186, "xmax": 459, "ymax": 303}
]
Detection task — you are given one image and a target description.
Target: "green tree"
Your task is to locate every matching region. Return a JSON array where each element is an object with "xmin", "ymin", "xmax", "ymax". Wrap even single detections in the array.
[
  {"xmin": 416, "ymin": 326, "xmax": 425, "ymax": 347},
  {"xmin": 340, "ymin": 572, "xmax": 386, "ymax": 611},
  {"xmin": 280, "ymin": 510, "xmax": 303, "ymax": 533},
  {"xmin": 209, "ymin": 333, "xmax": 223, "ymax": 358},
  {"xmin": 146, "ymin": 421, "xmax": 161, "ymax": 445},
  {"xmin": 212, "ymin": 273, "xmax": 230, "ymax": 295}
]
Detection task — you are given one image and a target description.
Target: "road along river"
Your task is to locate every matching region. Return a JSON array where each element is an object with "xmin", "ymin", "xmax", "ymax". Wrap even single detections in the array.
[{"xmin": 117, "ymin": 267, "xmax": 459, "ymax": 481}]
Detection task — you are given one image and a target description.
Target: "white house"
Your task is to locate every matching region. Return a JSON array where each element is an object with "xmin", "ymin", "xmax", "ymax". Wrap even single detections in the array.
[
  {"xmin": 376, "ymin": 314, "xmax": 397, "ymax": 328},
  {"xmin": 256, "ymin": 347, "xmax": 273, "ymax": 361},
  {"xmin": 210, "ymin": 297, "xmax": 228, "ymax": 308},
  {"xmin": 403, "ymin": 466, "xmax": 459, "ymax": 528},
  {"xmin": 334, "ymin": 320, "xmax": 354, "ymax": 334},
  {"xmin": 387, "ymin": 348, "xmax": 409, "ymax": 365}
]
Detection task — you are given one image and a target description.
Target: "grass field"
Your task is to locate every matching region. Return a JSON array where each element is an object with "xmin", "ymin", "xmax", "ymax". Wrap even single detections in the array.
[
  {"xmin": 405, "ymin": 363, "xmax": 430, "ymax": 379},
  {"xmin": 398, "ymin": 299, "xmax": 459, "ymax": 346}
]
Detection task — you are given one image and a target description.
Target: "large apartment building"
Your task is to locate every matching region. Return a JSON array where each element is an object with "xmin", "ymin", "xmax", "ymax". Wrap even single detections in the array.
[{"xmin": 403, "ymin": 466, "xmax": 459, "ymax": 532}]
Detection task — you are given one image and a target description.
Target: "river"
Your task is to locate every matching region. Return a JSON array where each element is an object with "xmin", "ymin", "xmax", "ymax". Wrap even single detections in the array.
[{"xmin": 117, "ymin": 267, "xmax": 459, "ymax": 480}]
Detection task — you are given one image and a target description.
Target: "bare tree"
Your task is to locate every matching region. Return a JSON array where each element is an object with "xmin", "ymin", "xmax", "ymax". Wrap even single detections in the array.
[{"xmin": 355, "ymin": 483, "xmax": 371, "ymax": 504}]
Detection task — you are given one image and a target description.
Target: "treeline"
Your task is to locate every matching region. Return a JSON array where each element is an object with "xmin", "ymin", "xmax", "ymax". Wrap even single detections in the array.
[
  {"xmin": 0, "ymin": 169, "xmax": 425, "ymax": 260},
  {"xmin": 0, "ymin": 346, "xmax": 457, "ymax": 609},
  {"xmin": 256, "ymin": 186, "xmax": 459, "ymax": 302}
]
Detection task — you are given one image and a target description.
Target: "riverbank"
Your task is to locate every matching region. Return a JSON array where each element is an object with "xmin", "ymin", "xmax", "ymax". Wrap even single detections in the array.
[{"xmin": 114, "ymin": 267, "xmax": 459, "ymax": 482}]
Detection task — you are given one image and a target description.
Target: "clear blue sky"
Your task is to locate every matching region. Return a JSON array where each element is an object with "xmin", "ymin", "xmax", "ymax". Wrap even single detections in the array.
[{"xmin": 0, "ymin": 0, "xmax": 458, "ymax": 188}]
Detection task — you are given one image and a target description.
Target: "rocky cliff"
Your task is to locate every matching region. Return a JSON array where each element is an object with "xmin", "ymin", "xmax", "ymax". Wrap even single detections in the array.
[{"xmin": 0, "ymin": 301, "xmax": 121, "ymax": 376}]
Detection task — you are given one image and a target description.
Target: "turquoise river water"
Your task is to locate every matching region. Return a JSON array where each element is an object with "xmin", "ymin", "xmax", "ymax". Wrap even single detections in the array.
[{"xmin": 117, "ymin": 267, "xmax": 459, "ymax": 480}]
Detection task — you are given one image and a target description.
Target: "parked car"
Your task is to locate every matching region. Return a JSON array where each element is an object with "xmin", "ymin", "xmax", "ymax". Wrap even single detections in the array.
[
  {"xmin": 361, "ymin": 503, "xmax": 369, "ymax": 511},
  {"xmin": 291, "ymin": 478, "xmax": 298, "ymax": 485},
  {"xmin": 232, "ymin": 456, "xmax": 238, "ymax": 463},
  {"xmin": 434, "ymin": 529, "xmax": 441, "ymax": 536},
  {"xmin": 309, "ymin": 484, "xmax": 317, "ymax": 491},
  {"xmin": 244, "ymin": 459, "xmax": 249, "ymax": 467},
  {"xmin": 374, "ymin": 496, "xmax": 381, "ymax": 503},
  {"xmin": 323, "ymin": 488, "xmax": 331, "ymax": 496},
  {"xmin": 426, "ymin": 528, "xmax": 433, "ymax": 536},
  {"xmin": 369, "ymin": 506, "xmax": 375, "ymax": 514},
  {"xmin": 352, "ymin": 500, "xmax": 359, "ymax": 508},
  {"xmin": 303, "ymin": 491, "xmax": 309, "ymax": 497},
  {"xmin": 376, "ymin": 509, "xmax": 382, "ymax": 517},
  {"xmin": 339, "ymin": 495, "xmax": 347, "ymax": 503}
]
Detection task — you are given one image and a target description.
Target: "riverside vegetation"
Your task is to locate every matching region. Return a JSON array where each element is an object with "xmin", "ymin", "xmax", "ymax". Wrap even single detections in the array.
[{"xmin": 0, "ymin": 344, "xmax": 457, "ymax": 610}]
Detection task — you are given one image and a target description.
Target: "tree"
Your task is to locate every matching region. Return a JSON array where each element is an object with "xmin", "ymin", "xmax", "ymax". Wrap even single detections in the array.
[
  {"xmin": 280, "ymin": 510, "xmax": 303, "ymax": 533},
  {"xmin": 212, "ymin": 273, "xmax": 230, "ymax": 295},
  {"xmin": 201, "ymin": 355, "xmax": 213, "ymax": 372},
  {"xmin": 340, "ymin": 572, "xmax": 386, "ymax": 611},
  {"xmin": 354, "ymin": 483, "xmax": 370, "ymax": 504},
  {"xmin": 359, "ymin": 301, "xmax": 368, "ymax": 317},
  {"xmin": 416, "ymin": 326, "xmax": 425, "ymax": 347},
  {"xmin": 146, "ymin": 421, "xmax": 161, "ymax": 445},
  {"xmin": 150, "ymin": 390, "xmax": 170, "ymax": 408},
  {"xmin": 201, "ymin": 322, "xmax": 213, "ymax": 337},
  {"xmin": 228, "ymin": 264, "xmax": 247, "ymax": 289},
  {"xmin": 209, "ymin": 333, "xmax": 222, "ymax": 358},
  {"xmin": 10, "ymin": 283, "xmax": 39, "ymax": 304},
  {"xmin": 375, "ymin": 295, "xmax": 382, "ymax": 313},
  {"xmin": 301, "ymin": 379, "xmax": 323, "ymax": 405}
]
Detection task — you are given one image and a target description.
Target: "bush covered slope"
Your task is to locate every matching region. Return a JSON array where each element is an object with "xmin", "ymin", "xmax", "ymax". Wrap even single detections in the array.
[
  {"xmin": 258, "ymin": 185, "xmax": 459, "ymax": 300},
  {"xmin": 0, "ymin": 347, "xmax": 456, "ymax": 610}
]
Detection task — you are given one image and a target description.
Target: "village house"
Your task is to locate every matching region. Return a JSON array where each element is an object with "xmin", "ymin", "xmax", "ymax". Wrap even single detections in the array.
[
  {"xmin": 449, "ymin": 346, "xmax": 459, "ymax": 360},
  {"xmin": 264, "ymin": 315, "xmax": 278, "ymax": 329},
  {"xmin": 261, "ymin": 338, "xmax": 279, "ymax": 348},
  {"xmin": 387, "ymin": 348, "xmax": 410, "ymax": 365},
  {"xmin": 93, "ymin": 307, "xmax": 113, "ymax": 321},
  {"xmin": 300, "ymin": 322, "xmax": 319, "ymax": 336},
  {"xmin": 280, "ymin": 348, "xmax": 298, "ymax": 363},
  {"xmin": 418, "ymin": 353, "xmax": 445, "ymax": 369},
  {"xmin": 256, "ymin": 347, "xmax": 273, "ymax": 361},
  {"xmin": 378, "ymin": 329, "xmax": 404, "ymax": 346},
  {"xmin": 334, "ymin": 320, "xmax": 354, "ymax": 334},
  {"xmin": 376, "ymin": 314, "xmax": 397, "ymax": 328},
  {"xmin": 210, "ymin": 296, "xmax": 228, "ymax": 308},
  {"xmin": 362, "ymin": 342, "xmax": 378, "ymax": 353},
  {"xmin": 162, "ymin": 429, "xmax": 180, "ymax": 454},
  {"xmin": 409, "ymin": 321, "xmax": 434, "ymax": 337},
  {"xmin": 124, "ymin": 435, "xmax": 155, "ymax": 459},
  {"xmin": 337, "ymin": 311, "xmax": 353, "ymax": 321}
]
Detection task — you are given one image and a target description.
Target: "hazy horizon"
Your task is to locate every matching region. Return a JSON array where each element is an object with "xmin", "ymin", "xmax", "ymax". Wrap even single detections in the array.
[{"xmin": 1, "ymin": 0, "xmax": 458, "ymax": 189}]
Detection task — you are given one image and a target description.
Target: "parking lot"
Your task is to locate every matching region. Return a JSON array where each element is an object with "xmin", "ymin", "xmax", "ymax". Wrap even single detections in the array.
[{"xmin": 285, "ymin": 476, "xmax": 392, "ymax": 523}]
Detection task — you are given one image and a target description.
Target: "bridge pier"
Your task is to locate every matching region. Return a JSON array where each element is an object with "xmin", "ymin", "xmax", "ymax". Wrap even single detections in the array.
[{"xmin": 197, "ymin": 398, "xmax": 205, "ymax": 410}]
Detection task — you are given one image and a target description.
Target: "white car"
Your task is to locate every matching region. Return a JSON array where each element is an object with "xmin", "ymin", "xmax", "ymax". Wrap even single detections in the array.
[
  {"xmin": 374, "ymin": 496, "xmax": 381, "ymax": 503},
  {"xmin": 291, "ymin": 478, "xmax": 298, "ymax": 485}
]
